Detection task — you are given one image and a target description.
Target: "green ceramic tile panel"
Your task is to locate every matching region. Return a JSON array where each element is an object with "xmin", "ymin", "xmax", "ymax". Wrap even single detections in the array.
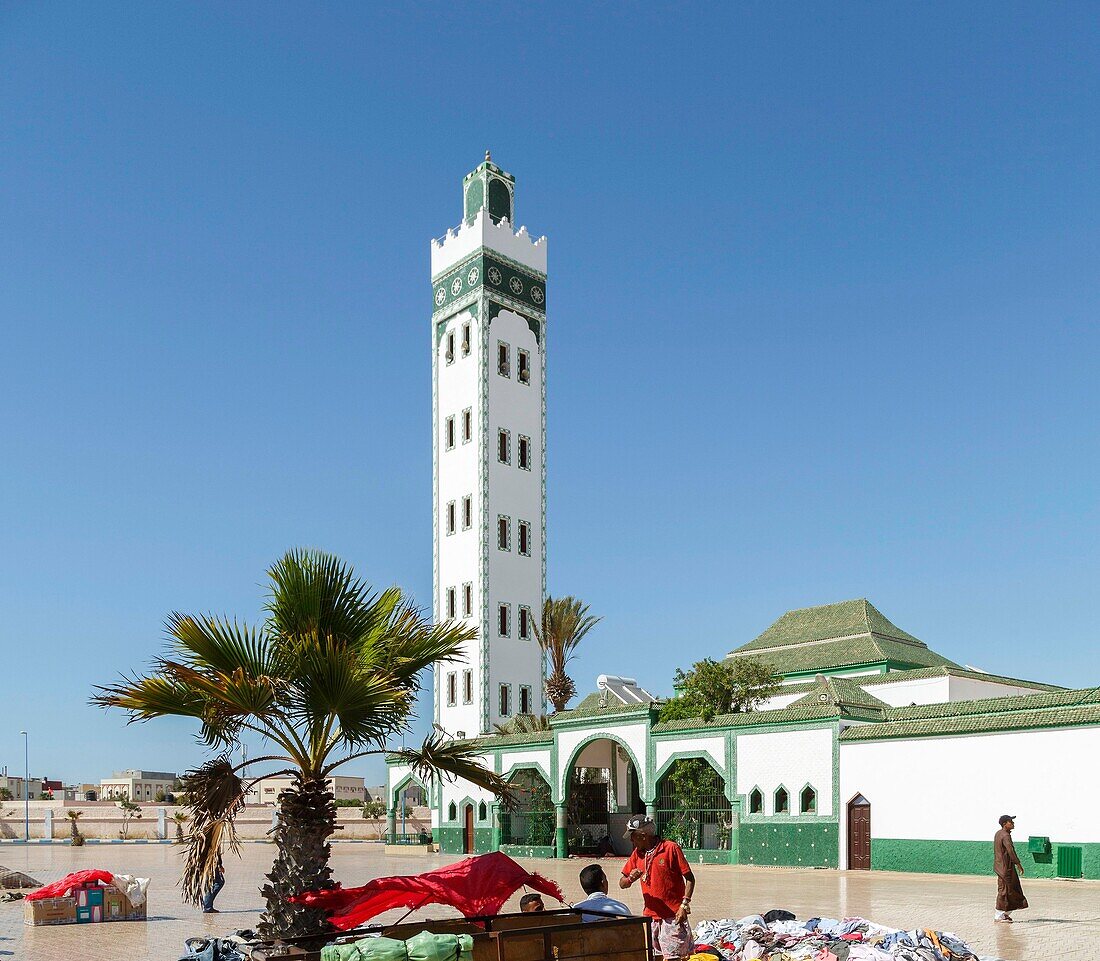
[
  {"xmin": 871, "ymin": 838, "xmax": 1100, "ymax": 879},
  {"xmin": 738, "ymin": 821, "xmax": 837, "ymax": 868}
]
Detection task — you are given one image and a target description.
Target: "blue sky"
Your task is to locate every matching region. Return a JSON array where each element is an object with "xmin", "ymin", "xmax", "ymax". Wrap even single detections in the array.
[{"xmin": 2, "ymin": 3, "xmax": 1098, "ymax": 787}]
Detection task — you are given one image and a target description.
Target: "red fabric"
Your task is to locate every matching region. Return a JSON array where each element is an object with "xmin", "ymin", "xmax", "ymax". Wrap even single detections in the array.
[
  {"xmin": 26, "ymin": 870, "xmax": 114, "ymax": 901},
  {"xmin": 622, "ymin": 840, "xmax": 691, "ymax": 920},
  {"xmin": 290, "ymin": 852, "xmax": 564, "ymax": 931}
]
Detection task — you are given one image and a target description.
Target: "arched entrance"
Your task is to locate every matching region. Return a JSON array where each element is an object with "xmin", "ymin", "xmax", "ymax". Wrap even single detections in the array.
[
  {"xmin": 500, "ymin": 769, "xmax": 555, "ymax": 849},
  {"xmin": 847, "ymin": 794, "xmax": 871, "ymax": 870},
  {"xmin": 463, "ymin": 803, "xmax": 475, "ymax": 854},
  {"xmin": 655, "ymin": 758, "xmax": 732, "ymax": 854},
  {"xmin": 564, "ymin": 737, "xmax": 643, "ymax": 856}
]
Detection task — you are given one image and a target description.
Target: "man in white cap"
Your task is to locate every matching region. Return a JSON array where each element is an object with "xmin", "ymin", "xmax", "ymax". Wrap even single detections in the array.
[{"xmin": 619, "ymin": 815, "xmax": 696, "ymax": 959}]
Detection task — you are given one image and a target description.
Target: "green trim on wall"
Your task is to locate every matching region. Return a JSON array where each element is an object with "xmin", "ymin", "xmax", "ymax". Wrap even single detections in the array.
[
  {"xmin": 653, "ymin": 748, "xmax": 726, "ymax": 784},
  {"xmin": 559, "ymin": 729, "xmax": 647, "ymax": 803},
  {"xmin": 681, "ymin": 849, "xmax": 734, "ymax": 865},
  {"xmin": 739, "ymin": 821, "xmax": 838, "ymax": 868},
  {"xmin": 501, "ymin": 844, "xmax": 555, "ymax": 859},
  {"xmin": 871, "ymin": 838, "xmax": 1100, "ymax": 880}
]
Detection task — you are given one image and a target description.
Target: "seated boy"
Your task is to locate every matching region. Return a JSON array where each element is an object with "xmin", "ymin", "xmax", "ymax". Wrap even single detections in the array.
[
  {"xmin": 573, "ymin": 864, "xmax": 632, "ymax": 922},
  {"xmin": 520, "ymin": 893, "xmax": 545, "ymax": 913}
]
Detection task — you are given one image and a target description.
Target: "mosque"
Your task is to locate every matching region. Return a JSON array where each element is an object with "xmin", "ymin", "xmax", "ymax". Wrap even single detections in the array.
[{"xmin": 387, "ymin": 156, "xmax": 1100, "ymax": 880}]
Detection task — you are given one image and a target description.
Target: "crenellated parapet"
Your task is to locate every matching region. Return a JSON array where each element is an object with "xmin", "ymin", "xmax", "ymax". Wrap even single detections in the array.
[{"xmin": 431, "ymin": 207, "xmax": 547, "ymax": 278}]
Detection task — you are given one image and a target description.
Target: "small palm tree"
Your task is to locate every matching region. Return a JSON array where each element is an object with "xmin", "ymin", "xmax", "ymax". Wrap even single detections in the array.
[
  {"xmin": 172, "ymin": 810, "xmax": 190, "ymax": 842},
  {"xmin": 66, "ymin": 810, "xmax": 84, "ymax": 846},
  {"xmin": 93, "ymin": 549, "xmax": 510, "ymax": 939},
  {"xmin": 534, "ymin": 596, "xmax": 601, "ymax": 712}
]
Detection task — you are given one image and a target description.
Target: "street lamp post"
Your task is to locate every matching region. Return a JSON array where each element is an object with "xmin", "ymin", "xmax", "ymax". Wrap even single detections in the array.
[{"xmin": 19, "ymin": 731, "xmax": 28, "ymax": 842}]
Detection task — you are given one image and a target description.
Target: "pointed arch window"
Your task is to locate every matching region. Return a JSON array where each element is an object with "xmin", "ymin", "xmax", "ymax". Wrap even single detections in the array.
[
  {"xmin": 448, "ymin": 802, "xmax": 457, "ymax": 821},
  {"xmin": 800, "ymin": 785, "xmax": 817, "ymax": 815},
  {"xmin": 774, "ymin": 786, "xmax": 790, "ymax": 815},
  {"xmin": 478, "ymin": 801, "xmax": 488, "ymax": 822},
  {"xmin": 748, "ymin": 787, "xmax": 763, "ymax": 815}
]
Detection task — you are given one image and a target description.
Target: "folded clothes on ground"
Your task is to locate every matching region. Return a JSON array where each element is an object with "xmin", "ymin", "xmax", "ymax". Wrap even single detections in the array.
[{"xmin": 692, "ymin": 913, "xmax": 998, "ymax": 961}]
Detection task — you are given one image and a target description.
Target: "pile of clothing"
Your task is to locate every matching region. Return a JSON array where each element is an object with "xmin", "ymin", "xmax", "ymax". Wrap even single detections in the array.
[{"xmin": 691, "ymin": 914, "xmax": 1001, "ymax": 961}]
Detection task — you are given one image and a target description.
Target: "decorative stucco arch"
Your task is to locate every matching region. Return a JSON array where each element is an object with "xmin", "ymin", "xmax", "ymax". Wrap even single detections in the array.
[
  {"xmin": 500, "ymin": 758, "xmax": 552, "ymax": 789},
  {"xmin": 558, "ymin": 730, "xmax": 647, "ymax": 803},
  {"xmin": 390, "ymin": 771, "xmax": 428, "ymax": 811},
  {"xmin": 653, "ymin": 748, "xmax": 726, "ymax": 786}
]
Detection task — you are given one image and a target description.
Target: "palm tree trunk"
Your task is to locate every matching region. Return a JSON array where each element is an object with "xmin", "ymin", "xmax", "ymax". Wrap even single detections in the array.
[{"xmin": 259, "ymin": 775, "xmax": 337, "ymax": 939}]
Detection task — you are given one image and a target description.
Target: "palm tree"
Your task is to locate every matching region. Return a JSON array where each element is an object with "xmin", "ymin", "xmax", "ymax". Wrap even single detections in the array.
[
  {"xmin": 93, "ymin": 549, "xmax": 510, "ymax": 939},
  {"xmin": 172, "ymin": 810, "xmax": 190, "ymax": 842},
  {"xmin": 534, "ymin": 596, "xmax": 601, "ymax": 712},
  {"xmin": 66, "ymin": 810, "xmax": 84, "ymax": 846}
]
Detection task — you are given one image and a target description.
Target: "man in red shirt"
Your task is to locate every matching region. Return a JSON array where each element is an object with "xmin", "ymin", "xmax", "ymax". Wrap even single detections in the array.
[{"xmin": 619, "ymin": 814, "xmax": 696, "ymax": 959}]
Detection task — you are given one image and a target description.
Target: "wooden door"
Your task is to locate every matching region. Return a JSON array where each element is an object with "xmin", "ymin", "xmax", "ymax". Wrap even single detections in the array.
[
  {"xmin": 847, "ymin": 795, "xmax": 871, "ymax": 870},
  {"xmin": 464, "ymin": 804, "xmax": 475, "ymax": 854}
]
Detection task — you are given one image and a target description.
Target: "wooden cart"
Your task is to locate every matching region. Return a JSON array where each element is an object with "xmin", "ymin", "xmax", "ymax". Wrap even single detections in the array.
[{"xmin": 250, "ymin": 907, "xmax": 654, "ymax": 961}]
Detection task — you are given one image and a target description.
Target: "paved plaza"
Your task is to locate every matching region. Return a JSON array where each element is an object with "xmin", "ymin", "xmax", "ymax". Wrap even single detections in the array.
[{"xmin": 2, "ymin": 843, "xmax": 1097, "ymax": 960}]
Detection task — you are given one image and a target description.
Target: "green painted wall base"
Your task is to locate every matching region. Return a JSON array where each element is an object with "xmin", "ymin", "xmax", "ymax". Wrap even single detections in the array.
[
  {"xmin": 681, "ymin": 848, "xmax": 734, "ymax": 865},
  {"xmin": 501, "ymin": 844, "xmax": 556, "ymax": 859},
  {"xmin": 739, "ymin": 821, "xmax": 838, "ymax": 868},
  {"xmin": 434, "ymin": 826, "xmax": 494, "ymax": 854},
  {"xmin": 872, "ymin": 838, "xmax": 1100, "ymax": 880}
]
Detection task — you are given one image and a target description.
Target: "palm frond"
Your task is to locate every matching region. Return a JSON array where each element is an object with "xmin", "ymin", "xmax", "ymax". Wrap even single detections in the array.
[
  {"xmin": 178, "ymin": 755, "xmax": 248, "ymax": 905},
  {"xmin": 391, "ymin": 733, "xmax": 516, "ymax": 808},
  {"xmin": 90, "ymin": 674, "xmax": 209, "ymax": 721},
  {"xmin": 166, "ymin": 612, "xmax": 274, "ymax": 678},
  {"xmin": 534, "ymin": 596, "xmax": 601, "ymax": 675},
  {"xmin": 366, "ymin": 599, "xmax": 479, "ymax": 685},
  {"xmin": 265, "ymin": 549, "xmax": 380, "ymax": 647}
]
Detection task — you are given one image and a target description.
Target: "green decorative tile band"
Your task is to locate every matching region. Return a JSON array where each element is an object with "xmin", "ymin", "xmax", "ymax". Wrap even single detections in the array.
[
  {"xmin": 739, "ymin": 821, "xmax": 837, "ymax": 868},
  {"xmin": 500, "ymin": 844, "xmax": 556, "ymax": 859},
  {"xmin": 871, "ymin": 838, "xmax": 1100, "ymax": 879},
  {"xmin": 432, "ymin": 254, "xmax": 546, "ymax": 318}
]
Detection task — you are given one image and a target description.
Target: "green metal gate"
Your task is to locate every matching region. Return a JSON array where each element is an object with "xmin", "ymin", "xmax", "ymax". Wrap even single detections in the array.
[{"xmin": 1056, "ymin": 845, "xmax": 1083, "ymax": 879}]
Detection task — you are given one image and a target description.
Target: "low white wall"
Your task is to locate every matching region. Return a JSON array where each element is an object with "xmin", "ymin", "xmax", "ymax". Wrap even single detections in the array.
[{"xmin": 840, "ymin": 726, "xmax": 1100, "ymax": 843}]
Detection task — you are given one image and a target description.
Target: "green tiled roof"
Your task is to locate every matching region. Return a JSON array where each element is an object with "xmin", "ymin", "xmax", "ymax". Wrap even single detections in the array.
[
  {"xmin": 549, "ymin": 692, "xmax": 655, "ymax": 724},
  {"xmin": 727, "ymin": 599, "xmax": 960, "ymax": 677},
  {"xmin": 653, "ymin": 701, "xmax": 842, "ymax": 733},
  {"xmin": 841, "ymin": 687, "xmax": 1100, "ymax": 741},
  {"xmin": 463, "ymin": 730, "xmax": 554, "ymax": 749},
  {"xmin": 789, "ymin": 676, "xmax": 890, "ymax": 713}
]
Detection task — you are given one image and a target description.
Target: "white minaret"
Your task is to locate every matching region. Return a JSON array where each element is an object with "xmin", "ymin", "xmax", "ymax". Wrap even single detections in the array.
[{"xmin": 431, "ymin": 153, "xmax": 547, "ymax": 737}]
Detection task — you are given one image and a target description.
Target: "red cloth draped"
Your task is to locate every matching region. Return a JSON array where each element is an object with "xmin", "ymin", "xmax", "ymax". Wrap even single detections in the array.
[
  {"xmin": 290, "ymin": 852, "xmax": 564, "ymax": 931},
  {"xmin": 26, "ymin": 870, "xmax": 114, "ymax": 901}
]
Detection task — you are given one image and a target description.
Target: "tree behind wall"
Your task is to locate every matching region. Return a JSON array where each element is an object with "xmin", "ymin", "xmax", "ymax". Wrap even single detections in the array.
[{"xmin": 659, "ymin": 657, "xmax": 780, "ymax": 723}]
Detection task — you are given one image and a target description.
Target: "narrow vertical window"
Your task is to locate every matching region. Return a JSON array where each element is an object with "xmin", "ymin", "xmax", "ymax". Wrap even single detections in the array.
[
  {"xmin": 461, "ymin": 322, "xmax": 471, "ymax": 356},
  {"xmin": 497, "ymin": 429, "xmax": 510, "ymax": 464},
  {"xmin": 446, "ymin": 501, "xmax": 456, "ymax": 535},
  {"xmin": 445, "ymin": 416, "xmax": 455, "ymax": 450},
  {"xmin": 499, "ymin": 683, "xmax": 511, "ymax": 717},
  {"xmin": 518, "ymin": 521, "xmax": 531, "ymax": 557},
  {"xmin": 462, "ymin": 408, "xmax": 472, "ymax": 444},
  {"xmin": 497, "ymin": 341, "xmax": 510, "ymax": 377},
  {"xmin": 520, "ymin": 686, "xmax": 531, "ymax": 714},
  {"xmin": 497, "ymin": 515, "xmax": 510, "ymax": 551},
  {"xmin": 518, "ymin": 435, "xmax": 531, "ymax": 471},
  {"xmin": 498, "ymin": 603, "xmax": 510, "ymax": 637},
  {"xmin": 446, "ymin": 587, "xmax": 456, "ymax": 618},
  {"xmin": 446, "ymin": 672, "xmax": 457, "ymax": 706},
  {"xmin": 462, "ymin": 495, "xmax": 472, "ymax": 530},
  {"xmin": 519, "ymin": 605, "xmax": 531, "ymax": 640},
  {"xmin": 462, "ymin": 582, "xmax": 472, "ymax": 617},
  {"xmin": 446, "ymin": 332, "xmax": 455, "ymax": 364},
  {"xmin": 518, "ymin": 349, "xmax": 530, "ymax": 384},
  {"xmin": 463, "ymin": 669, "xmax": 473, "ymax": 704}
]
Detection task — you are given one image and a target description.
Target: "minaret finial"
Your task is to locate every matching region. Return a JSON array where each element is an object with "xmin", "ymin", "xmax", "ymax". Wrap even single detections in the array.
[{"xmin": 484, "ymin": 149, "xmax": 492, "ymax": 163}]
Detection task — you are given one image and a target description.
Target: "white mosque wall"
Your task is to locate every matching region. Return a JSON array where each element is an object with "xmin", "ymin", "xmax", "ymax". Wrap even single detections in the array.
[
  {"xmin": 862, "ymin": 675, "xmax": 950, "ymax": 707},
  {"xmin": 840, "ymin": 727, "xmax": 1100, "ymax": 843},
  {"xmin": 431, "ymin": 208, "xmax": 548, "ymax": 277},
  {"xmin": 736, "ymin": 727, "xmax": 835, "ymax": 817}
]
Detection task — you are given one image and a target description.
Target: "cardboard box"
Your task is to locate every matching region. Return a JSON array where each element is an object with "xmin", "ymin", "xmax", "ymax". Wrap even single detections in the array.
[
  {"xmin": 76, "ymin": 888, "xmax": 104, "ymax": 908},
  {"xmin": 24, "ymin": 896, "xmax": 77, "ymax": 927},
  {"xmin": 103, "ymin": 887, "xmax": 146, "ymax": 921}
]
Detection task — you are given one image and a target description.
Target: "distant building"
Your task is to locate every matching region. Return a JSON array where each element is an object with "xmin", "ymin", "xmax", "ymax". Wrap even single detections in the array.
[
  {"xmin": 99, "ymin": 770, "xmax": 178, "ymax": 802},
  {"xmin": 0, "ymin": 774, "xmax": 31, "ymax": 799},
  {"xmin": 246, "ymin": 774, "xmax": 366, "ymax": 805}
]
